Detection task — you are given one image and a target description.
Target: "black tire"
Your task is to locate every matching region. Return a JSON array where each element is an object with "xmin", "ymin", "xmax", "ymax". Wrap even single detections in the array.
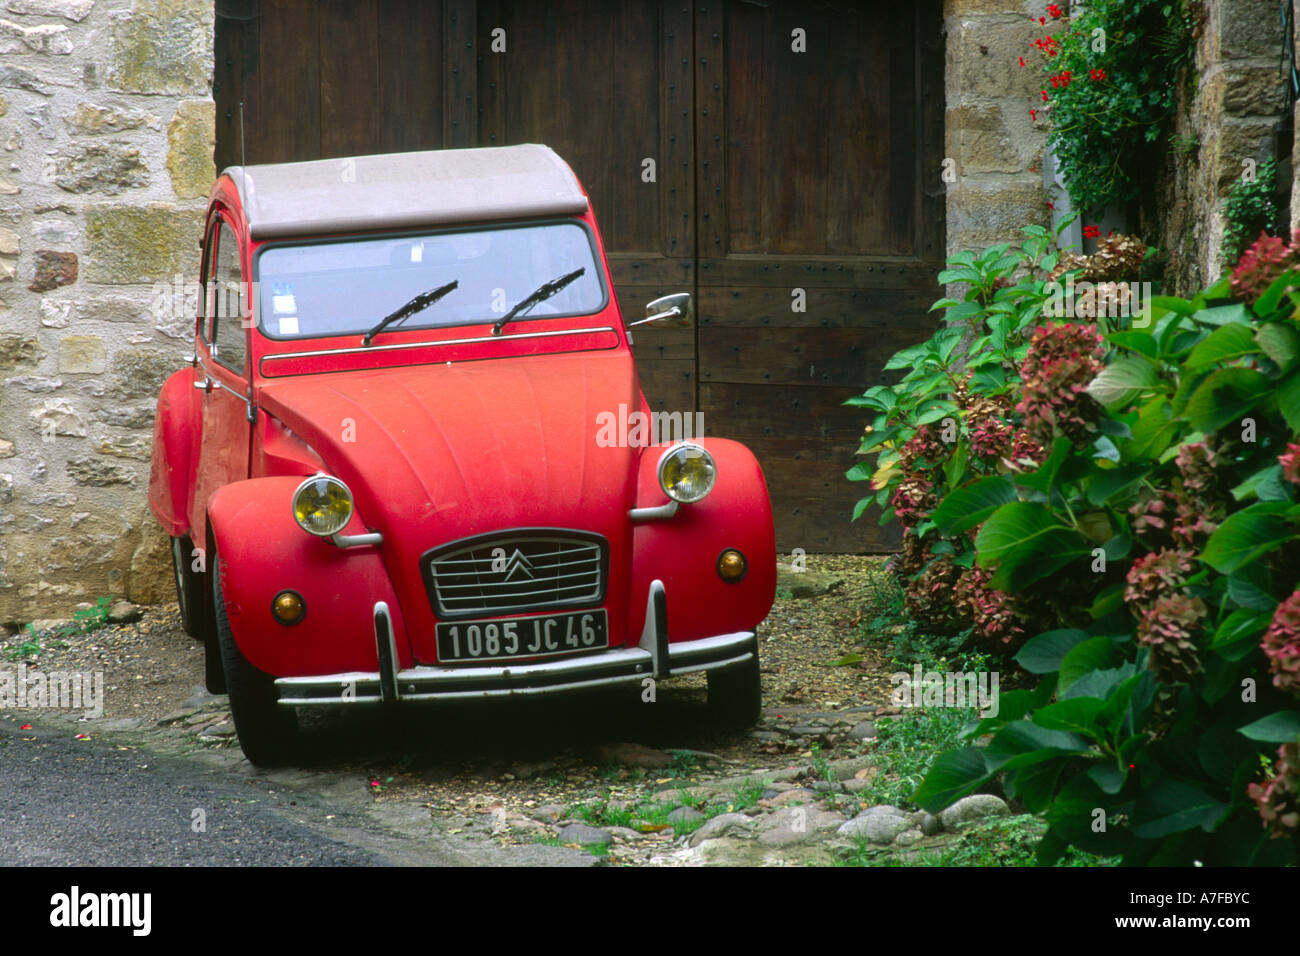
[
  {"xmin": 171, "ymin": 535, "xmax": 207, "ymax": 641},
  {"xmin": 212, "ymin": 545, "xmax": 298, "ymax": 766},
  {"xmin": 204, "ymin": 624, "xmax": 226, "ymax": 695},
  {"xmin": 706, "ymin": 640, "xmax": 762, "ymax": 729}
]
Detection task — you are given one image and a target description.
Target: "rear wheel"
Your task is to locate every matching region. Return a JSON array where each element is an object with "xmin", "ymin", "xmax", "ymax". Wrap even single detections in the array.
[
  {"xmin": 212, "ymin": 545, "xmax": 298, "ymax": 766},
  {"xmin": 171, "ymin": 535, "xmax": 206, "ymax": 641},
  {"xmin": 706, "ymin": 638, "xmax": 762, "ymax": 729}
]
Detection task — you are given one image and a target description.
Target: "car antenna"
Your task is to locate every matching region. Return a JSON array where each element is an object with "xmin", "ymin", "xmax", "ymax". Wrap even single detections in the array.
[{"xmin": 239, "ymin": 100, "xmax": 249, "ymax": 205}]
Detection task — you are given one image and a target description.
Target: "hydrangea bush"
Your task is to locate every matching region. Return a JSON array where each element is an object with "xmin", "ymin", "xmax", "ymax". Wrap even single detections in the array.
[{"xmin": 848, "ymin": 230, "xmax": 1300, "ymax": 864}]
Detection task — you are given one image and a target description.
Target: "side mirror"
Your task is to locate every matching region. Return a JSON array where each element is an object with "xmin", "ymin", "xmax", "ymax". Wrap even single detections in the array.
[{"xmin": 630, "ymin": 292, "xmax": 693, "ymax": 329}]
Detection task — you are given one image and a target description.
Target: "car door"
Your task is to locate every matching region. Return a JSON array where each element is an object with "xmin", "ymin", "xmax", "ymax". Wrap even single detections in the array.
[{"xmin": 190, "ymin": 212, "xmax": 254, "ymax": 548}]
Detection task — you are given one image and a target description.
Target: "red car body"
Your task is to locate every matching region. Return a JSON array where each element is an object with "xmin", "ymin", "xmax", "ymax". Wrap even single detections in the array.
[{"xmin": 147, "ymin": 145, "xmax": 775, "ymax": 764}]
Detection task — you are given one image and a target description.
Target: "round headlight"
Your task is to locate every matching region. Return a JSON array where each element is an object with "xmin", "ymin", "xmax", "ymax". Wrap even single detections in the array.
[
  {"xmin": 292, "ymin": 475, "xmax": 354, "ymax": 537},
  {"xmin": 657, "ymin": 442, "xmax": 717, "ymax": 503}
]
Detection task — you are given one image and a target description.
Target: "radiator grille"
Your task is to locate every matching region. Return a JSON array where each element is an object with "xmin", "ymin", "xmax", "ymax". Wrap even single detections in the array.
[{"xmin": 424, "ymin": 533, "xmax": 605, "ymax": 617}]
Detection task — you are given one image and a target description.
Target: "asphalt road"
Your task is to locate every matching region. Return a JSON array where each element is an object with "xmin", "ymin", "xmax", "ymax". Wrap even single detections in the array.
[{"xmin": 0, "ymin": 715, "xmax": 386, "ymax": 866}]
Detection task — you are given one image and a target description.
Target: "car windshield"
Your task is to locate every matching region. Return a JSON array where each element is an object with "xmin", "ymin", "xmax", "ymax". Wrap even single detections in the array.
[{"xmin": 255, "ymin": 220, "xmax": 605, "ymax": 340}]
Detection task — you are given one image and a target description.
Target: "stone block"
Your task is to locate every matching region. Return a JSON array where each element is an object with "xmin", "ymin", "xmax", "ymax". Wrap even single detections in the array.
[
  {"xmin": 4, "ymin": 1, "xmax": 95, "ymax": 22},
  {"xmin": 58, "ymin": 335, "xmax": 105, "ymax": 374},
  {"xmin": 28, "ymin": 249, "xmax": 77, "ymax": 291},
  {"xmin": 167, "ymin": 99, "xmax": 214, "ymax": 199},
  {"xmin": 84, "ymin": 203, "xmax": 201, "ymax": 283},
  {"xmin": 51, "ymin": 141, "xmax": 149, "ymax": 194},
  {"xmin": 108, "ymin": 0, "xmax": 213, "ymax": 96}
]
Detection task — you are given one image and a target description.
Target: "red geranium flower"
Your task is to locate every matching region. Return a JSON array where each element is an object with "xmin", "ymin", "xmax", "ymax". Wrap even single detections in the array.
[
  {"xmin": 1090, "ymin": 67, "xmax": 1107, "ymax": 81},
  {"xmin": 1047, "ymin": 3, "xmax": 1063, "ymax": 17},
  {"xmin": 1083, "ymin": 224, "xmax": 1101, "ymax": 239}
]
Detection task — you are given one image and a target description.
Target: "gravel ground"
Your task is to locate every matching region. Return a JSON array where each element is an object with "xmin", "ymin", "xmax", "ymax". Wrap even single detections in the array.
[{"xmin": 3, "ymin": 554, "xmax": 909, "ymax": 866}]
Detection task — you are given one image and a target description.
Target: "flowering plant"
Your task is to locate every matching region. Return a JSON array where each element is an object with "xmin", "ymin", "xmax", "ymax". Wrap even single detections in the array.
[
  {"xmin": 854, "ymin": 230, "xmax": 1300, "ymax": 864},
  {"xmin": 1027, "ymin": 0, "xmax": 1192, "ymax": 213}
]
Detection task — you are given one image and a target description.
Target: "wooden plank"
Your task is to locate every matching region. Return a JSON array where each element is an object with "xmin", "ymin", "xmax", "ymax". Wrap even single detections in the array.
[
  {"xmin": 700, "ymin": 0, "xmax": 742, "ymax": 257},
  {"xmin": 918, "ymin": 0, "xmax": 947, "ymax": 264},
  {"xmin": 698, "ymin": 256, "xmax": 938, "ymax": 288},
  {"xmin": 662, "ymin": 1, "xmax": 694, "ymax": 261},
  {"xmin": 377, "ymin": 0, "xmax": 444, "ymax": 153},
  {"xmin": 320, "ymin": 0, "xmax": 381, "ymax": 159},
  {"xmin": 255, "ymin": 0, "xmax": 320, "ymax": 162},
  {"xmin": 700, "ymin": 382, "xmax": 864, "ymax": 441},
  {"xmin": 697, "ymin": 286, "xmax": 935, "ymax": 329},
  {"xmin": 699, "ymin": 327, "xmax": 913, "ymax": 389},
  {"xmin": 825, "ymin": 4, "xmax": 886, "ymax": 256},
  {"xmin": 443, "ymin": 0, "xmax": 477, "ymax": 146},
  {"xmin": 213, "ymin": 0, "xmax": 259, "ymax": 172}
]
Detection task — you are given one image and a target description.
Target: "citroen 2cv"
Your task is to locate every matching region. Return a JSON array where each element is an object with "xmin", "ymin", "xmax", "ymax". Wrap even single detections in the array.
[{"xmin": 148, "ymin": 144, "xmax": 775, "ymax": 765}]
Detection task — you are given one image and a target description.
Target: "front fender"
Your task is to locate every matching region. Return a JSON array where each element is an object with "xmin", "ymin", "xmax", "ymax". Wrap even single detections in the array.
[
  {"xmin": 628, "ymin": 438, "xmax": 776, "ymax": 643},
  {"xmin": 208, "ymin": 476, "xmax": 410, "ymax": 678},
  {"xmin": 148, "ymin": 367, "xmax": 201, "ymax": 538}
]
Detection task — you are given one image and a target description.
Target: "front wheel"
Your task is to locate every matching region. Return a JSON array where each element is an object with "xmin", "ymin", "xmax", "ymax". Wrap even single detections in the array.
[
  {"xmin": 706, "ymin": 641, "xmax": 762, "ymax": 729},
  {"xmin": 212, "ymin": 545, "xmax": 298, "ymax": 766}
]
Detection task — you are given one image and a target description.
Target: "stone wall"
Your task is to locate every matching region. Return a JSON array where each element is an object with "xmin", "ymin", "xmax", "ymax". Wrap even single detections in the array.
[
  {"xmin": 0, "ymin": 0, "xmax": 213, "ymax": 624},
  {"xmin": 942, "ymin": 0, "xmax": 1052, "ymax": 257},
  {"xmin": 1158, "ymin": 0, "xmax": 1288, "ymax": 293}
]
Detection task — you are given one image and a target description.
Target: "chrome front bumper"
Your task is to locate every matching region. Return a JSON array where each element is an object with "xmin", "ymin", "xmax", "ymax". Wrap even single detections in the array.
[{"xmin": 274, "ymin": 579, "xmax": 756, "ymax": 707}]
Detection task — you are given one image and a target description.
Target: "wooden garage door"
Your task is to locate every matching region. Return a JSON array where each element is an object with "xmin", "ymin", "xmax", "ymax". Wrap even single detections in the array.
[{"xmin": 214, "ymin": 0, "xmax": 944, "ymax": 552}]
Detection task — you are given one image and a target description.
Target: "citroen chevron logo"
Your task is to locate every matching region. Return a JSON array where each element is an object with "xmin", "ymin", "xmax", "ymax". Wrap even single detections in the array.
[{"xmin": 500, "ymin": 548, "xmax": 535, "ymax": 581}]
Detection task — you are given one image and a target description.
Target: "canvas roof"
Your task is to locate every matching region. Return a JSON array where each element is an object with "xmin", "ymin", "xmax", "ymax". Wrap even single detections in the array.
[{"xmin": 221, "ymin": 143, "xmax": 589, "ymax": 239}]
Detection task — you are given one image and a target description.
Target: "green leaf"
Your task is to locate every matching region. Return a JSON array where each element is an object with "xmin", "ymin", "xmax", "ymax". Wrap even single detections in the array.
[
  {"xmin": 1132, "ymin": 779, "xmax": 1230, "ymax": 839},
  {"xmin": 1085, "ymin": 462, "xmax": 1150, "ymax": 507},
  {"xmin": 844, "ymin": 461, "xmax": 873, "ymax": 481},
  {"xmin": 1252, "ymin": 268, "xmax": 1298, "ymax": 317},
  {"xmin": 1183, "ymin": 367, "xmax": 1272, "ymax": 433},
  {"xmin": 1211, "ymin": 608, "xmax": 1273, "ymax": 660},
  {"xmin": 931, "ymin": 476, "xmax": 1018, "ymax": 537},
  {"xmin": 912, "ymin": 748, "xmax": 991, "ymax": 813},
  {"xmin": 1106, "ymin": 329, "xmax": 1158, "ymax": 359},
  {"xmin": 1058, "ymin": 635, "xmax": 1117, "ymax": 692},
  {"xmin": 842, "ymin": 385, "xmax": 897, "ymax": 410},
  {"xmin": 1191, "ymin": 303, "xmax": 1251, "ymax": 326},
  {"xmin": 1086, "ymin": 357, "xmax": 1162, "ymax": 411},
  {"xmin": 1087, "ymin": 762, "xmax": 1128, "ymax": 796},
  {"xmin": 1201, "ymin": 501, "xmax": 1295, "ymax": 574},
  {"xmin": 850, "ymin": 497, "xmax": 873, "ymax": 522},
  {"xmin": 1238, "ymin": 711, "xmax": 1300, "ymax": 743},
  {"xmin": 974, "ymin": 502, "xmax": 1091, "ymax": 591},
  {"xmin": 1230, "ymin": 464, "xmax": 1288, "ymax": 503},
  {"xmin": 1278, "ymin": 368, "xmax": 1300, "ymax": 432},
  {"xmin": 1015, "ymin": 629, "xmax": 1090, "ymax": 674},
  {"xmin": 1256, "ymin": 322, "xmax": 1300, "ymax": 371},
  {"xmin": 1150, "ymin": 295, "xmax": 1197, "ymax": 316},
  {"xmin": 1032, "ymin": 697, "xmax": 1105, "ymax": 738},
  {"xmin": 1185, "ymin": 322, "xmax": 1261, "ymax": 368},
  {"xmin": 938, "ymin": 267, "xmax": 982, "ymax": 285},
  {"xmin": 1124, "ymin": 397, "xmax": 1181, "ymax": 460}
]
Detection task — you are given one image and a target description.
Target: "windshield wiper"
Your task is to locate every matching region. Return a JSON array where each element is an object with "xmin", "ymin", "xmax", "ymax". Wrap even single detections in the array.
[
  {"xmin": 491, "ymin": 267, "xmax": 585, "ymax": 336},
  {"xmin": 362, "ymin": 279, "xmax": 459, "ymax": 347}
]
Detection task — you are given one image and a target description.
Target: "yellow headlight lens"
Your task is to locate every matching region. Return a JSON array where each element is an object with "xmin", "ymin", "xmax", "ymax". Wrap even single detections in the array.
[
  {"xmin": 292, "ymin": 475, "xmax": 354, "ymax": 537},
  {"xmin": 658, "ymin": 443, "xmax": 717, "ymax": 503}
]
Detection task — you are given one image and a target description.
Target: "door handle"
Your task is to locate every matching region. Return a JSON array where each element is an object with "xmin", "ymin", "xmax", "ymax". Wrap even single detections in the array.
[{"xmin": 193, "ymin": 375, "xmax": 212, "ymax": 393}]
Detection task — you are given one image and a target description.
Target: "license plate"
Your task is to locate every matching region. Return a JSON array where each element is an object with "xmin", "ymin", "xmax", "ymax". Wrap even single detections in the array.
[{"xmin": 436, "ymin": 609, "xmax": 609, "ymax": 663}]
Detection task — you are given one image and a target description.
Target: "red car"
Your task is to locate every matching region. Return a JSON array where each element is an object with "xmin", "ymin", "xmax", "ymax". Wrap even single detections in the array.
[{"xmin": 148, "ymin": 145, "xmax": 775, "ymax": 765}]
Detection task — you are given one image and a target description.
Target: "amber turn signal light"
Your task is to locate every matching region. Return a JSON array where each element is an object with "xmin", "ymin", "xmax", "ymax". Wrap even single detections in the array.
[
  {"xmin": 716, "ymin": 548, "xmax": 747, "ymax": 582},
  {"xmin": 271, "ymin": 589, "xmax": 306, "ymax": 625}
]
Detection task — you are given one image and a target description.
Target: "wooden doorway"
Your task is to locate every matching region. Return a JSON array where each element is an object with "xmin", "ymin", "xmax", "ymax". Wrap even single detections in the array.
[{"xmin": 214, "ymin": 0, "xmax": 945, "ymax": 551}]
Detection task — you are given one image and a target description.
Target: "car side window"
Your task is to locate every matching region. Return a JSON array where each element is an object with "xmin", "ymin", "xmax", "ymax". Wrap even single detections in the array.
[{"xmin": 209, "ymin": 220, "xmax": 246, "ymax": 376}]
